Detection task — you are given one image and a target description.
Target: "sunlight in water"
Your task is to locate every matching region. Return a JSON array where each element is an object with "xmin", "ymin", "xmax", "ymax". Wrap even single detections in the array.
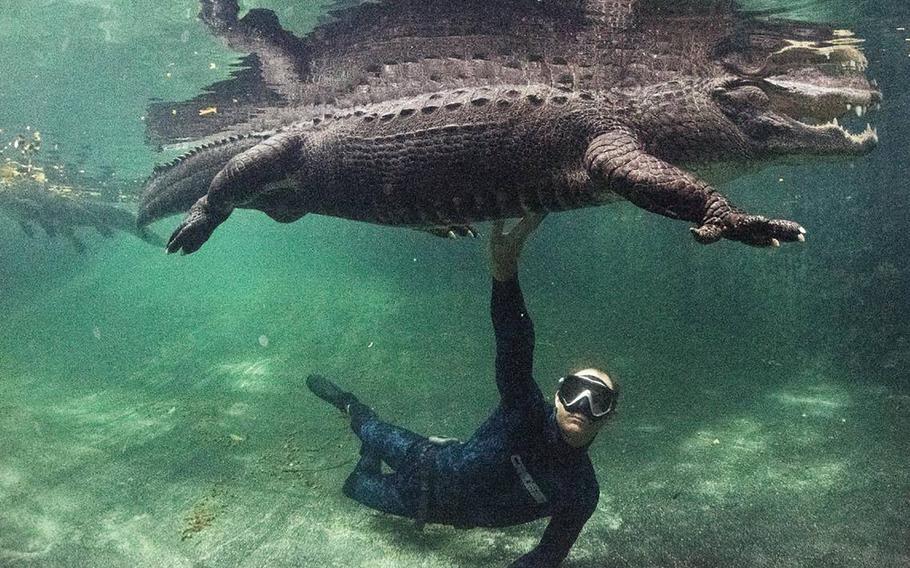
[
  {"xmin": 213, "ymin": 358, "xmax": 277, "ymax": 392},
  {"xmin": 771, "ymin": 383, "xmax": 851, "ymax": 417},
  {"xmin": 677, "ymin": 414, "xmax": 847, "ymax": 500}
]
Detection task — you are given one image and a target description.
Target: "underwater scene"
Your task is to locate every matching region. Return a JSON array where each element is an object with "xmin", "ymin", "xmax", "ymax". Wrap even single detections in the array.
[{"xmin": 0, "ymin": 1, "xmax": 908, "ymax": 566}]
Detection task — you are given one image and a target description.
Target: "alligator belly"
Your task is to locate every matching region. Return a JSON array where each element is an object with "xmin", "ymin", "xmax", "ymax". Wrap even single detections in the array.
[
  {"xmin": 304, "ymin": 166, "xmax": 608, "ymax": 227},
  {"xmin": 300, "ymin": 123, "xmax": 607, "ymax": 226}
]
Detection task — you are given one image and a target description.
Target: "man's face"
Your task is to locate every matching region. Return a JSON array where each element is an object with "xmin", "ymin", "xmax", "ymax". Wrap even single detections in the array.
[{"xmin": 554, "ymin": 393, "xmax": 608, "ymax": 448}]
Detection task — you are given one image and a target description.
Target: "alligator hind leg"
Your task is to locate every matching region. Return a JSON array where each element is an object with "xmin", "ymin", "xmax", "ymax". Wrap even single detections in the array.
[
  {"xmin": 198, "ymin": 0, "xmax": 306, "ymax": 100},
  {"xmin": 585, "ymin": 129, "xmax": 806, "ymax": 247},
  {"xmin": 167, "ymin": 131, "xmax": 303, "ymax": 254}
]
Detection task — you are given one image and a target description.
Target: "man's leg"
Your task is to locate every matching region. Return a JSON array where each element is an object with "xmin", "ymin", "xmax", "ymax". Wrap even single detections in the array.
[
  {"xmin": 307, "ymin": 374, "xmax": 426, "ymax": 471},
  {"xmin": 307, "ymin": 374, "xmax": 426, "ymax": 519},
  {"xmin": 341, "ymin": 468, "xmax": 418, "ymax": 518},
  {"xmin": 350, "ymin": 402, "xmax": 426, "ymax": 472}
]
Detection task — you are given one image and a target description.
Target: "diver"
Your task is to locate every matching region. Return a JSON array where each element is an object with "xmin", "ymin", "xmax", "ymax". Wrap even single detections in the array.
[{"xmin": 306, "ymin": 213, "xmax": 618, "ymax": 567}]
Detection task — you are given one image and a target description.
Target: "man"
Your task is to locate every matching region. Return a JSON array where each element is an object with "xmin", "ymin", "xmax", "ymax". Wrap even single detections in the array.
[{"xmin": 307, "ymin": 214, "xmax": 618, "ymax": 567}]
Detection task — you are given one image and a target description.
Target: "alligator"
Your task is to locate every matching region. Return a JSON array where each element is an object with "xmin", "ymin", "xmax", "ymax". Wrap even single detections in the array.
[
  {"xmin": 138, "ymin": 0, "xmax": 881, "ymax": 253},
  {"xmin": 0, "ymin": 187, "xmax": 164, "ymax": 251}
]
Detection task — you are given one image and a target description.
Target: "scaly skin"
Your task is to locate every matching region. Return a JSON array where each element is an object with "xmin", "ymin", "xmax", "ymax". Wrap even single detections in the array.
[
  {"xmin": 138, "ymin": 133, "xmax": 269, "ymax": 226},
  {"xmin": 144, "ymin": 0, "xmax": 881, "ymax": 254}
]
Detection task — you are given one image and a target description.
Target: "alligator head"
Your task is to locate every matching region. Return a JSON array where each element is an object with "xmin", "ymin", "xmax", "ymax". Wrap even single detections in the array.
[{"xmin": 715, "ymin": 28, "xmax": 881, "ymax": 158}]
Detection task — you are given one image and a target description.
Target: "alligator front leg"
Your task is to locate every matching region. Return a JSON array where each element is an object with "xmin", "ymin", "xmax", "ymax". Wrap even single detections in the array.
[
  {"xmin": 167, "ymin": 131, "xmax": 302, "ymax": 254},
  {"xmin": 585, "ymin": 130, "xmax": 806, "ymax": 247}
]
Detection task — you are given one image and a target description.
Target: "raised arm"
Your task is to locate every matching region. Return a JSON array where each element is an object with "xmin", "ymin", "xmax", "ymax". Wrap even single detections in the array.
[{"xmin": 489, "ymin": 214, "xmax": 545, "ymax": 407}]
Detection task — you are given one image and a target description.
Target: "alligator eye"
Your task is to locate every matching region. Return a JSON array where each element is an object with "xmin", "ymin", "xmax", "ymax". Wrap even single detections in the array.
[
  {"xmin": 715, "ymin": 85, "xmax": 770, "ymax": 111},
  {"xmin": 738, "ymin": 86, "xmax": 771, "ymax": 109}
]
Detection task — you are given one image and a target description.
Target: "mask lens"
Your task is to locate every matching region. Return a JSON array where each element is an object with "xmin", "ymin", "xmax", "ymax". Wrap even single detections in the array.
[{"xmin": 558, "ymin": 374, "xmax": 617, "ymax": 419}]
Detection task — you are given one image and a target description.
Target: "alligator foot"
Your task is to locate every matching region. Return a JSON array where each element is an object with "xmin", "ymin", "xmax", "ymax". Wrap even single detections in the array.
[
  {"xmin": 692, "ymin": 215, "xmax": 806, "ymax": 247},
  {"xmin": 417, "ymin": 224, "xmax": 480, "ymax": 239},
  {"xmin": 166, "ymin": 196, "xmax": 231, "ymax": 255}
]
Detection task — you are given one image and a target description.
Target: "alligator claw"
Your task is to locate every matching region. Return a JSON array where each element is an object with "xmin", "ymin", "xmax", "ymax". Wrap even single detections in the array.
[
  {"xmin": 452, "ymin": 225, "xmax": 478, "ymax": 238},
  {"xmin": 731, "ymin": 216, "xmax": 806, "ymax": 246},
  {"xmin": 419, "ymin": 224, "xmax": 479, "ymax": 239},
  {"xmin": 692, "ymin": 215, "xmax": 806, "ymax": 247},
  {"xmin": 166, "ymin": 197, "xmax": 229, "ymax": 255}
]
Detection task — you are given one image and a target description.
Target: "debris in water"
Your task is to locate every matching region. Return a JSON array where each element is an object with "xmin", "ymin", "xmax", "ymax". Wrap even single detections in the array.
[
  {"xmin": 258, "ymin": 335, "xmax": 269, "ymax": 347},
  {"xmin": 92, "ymin": 326, "xmax": 101, "ymax": 339}
]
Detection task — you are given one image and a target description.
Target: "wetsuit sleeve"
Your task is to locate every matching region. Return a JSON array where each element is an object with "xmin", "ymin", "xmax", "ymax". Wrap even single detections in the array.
[
  {"xmin": 507, "ymin": 489, "xmax": 599, "ymax": 568},
  {"xmin": 491, "ymin": 276, "xmax": 539, "ymax": 407}
]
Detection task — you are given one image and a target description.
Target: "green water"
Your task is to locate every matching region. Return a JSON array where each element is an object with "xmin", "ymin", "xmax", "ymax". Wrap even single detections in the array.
[{"xmin": 1, "ymin": 1, "xmax": 908, "ymax": 567}]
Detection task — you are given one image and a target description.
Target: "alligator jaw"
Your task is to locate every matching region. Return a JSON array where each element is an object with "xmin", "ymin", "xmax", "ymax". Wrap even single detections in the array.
[
  {"xmin": 807, "ymin": 118, "xmax": 878, "ymax": 147},
  {"xmin": 769, "ymin": 111, "xmax": 879, "ymax": 157}
]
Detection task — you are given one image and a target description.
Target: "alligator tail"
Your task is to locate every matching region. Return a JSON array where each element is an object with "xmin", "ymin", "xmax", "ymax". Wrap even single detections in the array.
[
  {"xmin": 73, "ymin": 199, "xmax": 166, "ymax": 247},
  {"xmin": 137, "ymin": 133, "xmax": 269, "ymax": 227}
]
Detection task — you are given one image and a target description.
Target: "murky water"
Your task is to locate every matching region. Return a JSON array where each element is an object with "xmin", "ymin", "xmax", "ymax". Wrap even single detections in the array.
[{"xmin": 0, "ymin": 2, "xmax": 908, "ymax": 566}]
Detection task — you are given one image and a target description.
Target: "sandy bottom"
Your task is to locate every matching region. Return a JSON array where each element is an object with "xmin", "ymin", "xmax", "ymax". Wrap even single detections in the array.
[{"xmin": 1, "ymin": 357, "xmax": 908, "ymax": 568}]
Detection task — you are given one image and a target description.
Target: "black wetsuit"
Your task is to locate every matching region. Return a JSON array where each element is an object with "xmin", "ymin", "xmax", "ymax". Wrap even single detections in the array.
[{"xmin": 343, "ymin": 277, "xmax": 600, "ymax": 568}]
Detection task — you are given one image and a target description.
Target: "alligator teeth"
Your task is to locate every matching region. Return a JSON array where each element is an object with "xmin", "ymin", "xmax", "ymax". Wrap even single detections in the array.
[
  {"xmin": 868, "ymin": 124, "xmax": 879, "ymax": 140},
  {"xmin": 854, "ymin": 105, "xmax": 864, "ymax": 117},
  {"xmin": 832, "ymin": 117, "xmax": 839, "ymax": 126},
  {"xmin": 846, "ymin": 103, "xmax": 852, "ymax": 110},
  {"xmin": 843, "ymin": 122, "xmax": 878, "ymax": 144}
]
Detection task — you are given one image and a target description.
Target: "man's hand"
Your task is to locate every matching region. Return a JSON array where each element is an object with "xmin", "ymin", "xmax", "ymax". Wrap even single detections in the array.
[{"xmin": 489, "ymin": 213, "xmax": 546, "ymax": 281}]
